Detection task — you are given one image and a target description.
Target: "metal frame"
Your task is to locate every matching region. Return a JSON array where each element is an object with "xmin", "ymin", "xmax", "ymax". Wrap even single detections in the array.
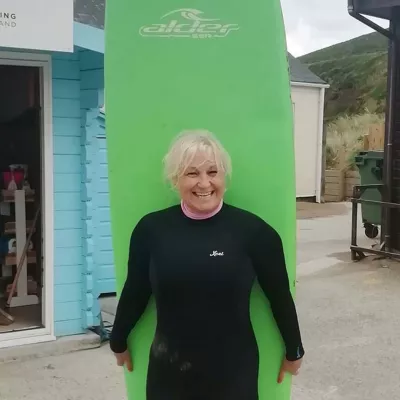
[
  {"xmin": 348, "ymin": 1, "xmax": 400, "ymax": 258},
  {"xmin": 351, "ymin": 184, "xmax": 400, "ymax": 261},
  {"xmin": 348, "ymin": 0, "xmax": 394, "ymax": 39}
]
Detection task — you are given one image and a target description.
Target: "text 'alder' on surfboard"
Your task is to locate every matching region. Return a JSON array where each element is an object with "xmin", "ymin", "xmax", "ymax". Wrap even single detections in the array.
[{"xmin": 139, "ymin": 8, "xmax": 240, "ymax": 39}]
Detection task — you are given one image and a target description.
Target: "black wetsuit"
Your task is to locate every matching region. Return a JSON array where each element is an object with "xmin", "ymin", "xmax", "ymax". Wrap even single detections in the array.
[{"xmin": 110, "ymin": 203, "xmax": 304, "ymax": 400}]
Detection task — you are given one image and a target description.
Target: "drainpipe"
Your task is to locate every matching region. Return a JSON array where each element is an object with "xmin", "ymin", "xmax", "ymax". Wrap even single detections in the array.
[
  {"xmin": 315, "ymin": 86, "xmax": 326, "ymax": 203},
  {"xmin": 382, "ymin": 20, "xmax": 397, "ymax": 249}
]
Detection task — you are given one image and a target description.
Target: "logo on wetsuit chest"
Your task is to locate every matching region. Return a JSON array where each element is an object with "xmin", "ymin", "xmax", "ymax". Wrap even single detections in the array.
[{"xmin": 210, "ymin": 250, "xmax": 224, "ymax": 256}]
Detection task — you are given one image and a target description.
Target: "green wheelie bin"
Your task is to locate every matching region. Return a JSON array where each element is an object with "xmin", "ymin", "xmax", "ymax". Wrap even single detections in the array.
[{"xmin": 354, "ymin": 150, "xmax": 384, "ymax": 239}]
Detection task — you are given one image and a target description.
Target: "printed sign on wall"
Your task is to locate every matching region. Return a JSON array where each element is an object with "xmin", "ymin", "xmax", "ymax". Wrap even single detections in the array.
[{"xmin": 0, "ymin": 0, "xmax": 73, "ymax": 52}]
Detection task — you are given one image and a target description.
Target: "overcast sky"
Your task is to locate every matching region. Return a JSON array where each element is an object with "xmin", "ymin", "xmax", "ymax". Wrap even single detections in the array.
[{"xmin": 280, "ymin": 0, "xmax": 389, "ymax": 57}]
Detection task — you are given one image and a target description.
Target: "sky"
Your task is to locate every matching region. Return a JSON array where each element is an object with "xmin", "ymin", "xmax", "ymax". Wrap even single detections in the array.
[{"xmin": 280, "ymin": 0, "xmax": 389, "ymax": 57}]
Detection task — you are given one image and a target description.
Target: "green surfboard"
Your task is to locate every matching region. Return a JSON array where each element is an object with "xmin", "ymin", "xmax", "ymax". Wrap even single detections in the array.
[{"xmin": 105, "ymin": 1, "xmax": 296, "ymax": 399}]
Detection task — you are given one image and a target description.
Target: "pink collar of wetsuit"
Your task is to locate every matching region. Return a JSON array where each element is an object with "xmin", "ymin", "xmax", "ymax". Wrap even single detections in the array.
[{"xmin": 181, "ymin": 199, "xmax": 223, "ymax": 220}]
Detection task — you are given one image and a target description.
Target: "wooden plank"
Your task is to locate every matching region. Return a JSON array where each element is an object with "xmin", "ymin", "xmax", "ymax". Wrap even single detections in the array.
[
  {"xmin": 53, "ymin": 79, "xmax": 80, "ymax": 100},
  {"xmin": 345, "ymin": 169, "xmax": 361, "ymax": 199},
  {"xmin": 363, "ymin": 135, "xmax": 369, "ymax": 151},
  {"xmin": 52, "ymin": 51, "xmax": 79, "ymax": 61},
  {"xmin": 55, "ymin": 301, "xmax": 82, "ymax": 321},
  {"xmin": 54, "ymin": 247, "xmax": 82, "ymax": 267},
  {"xmin": 346, "ymin": 178, "xmax": 361, "ymax": 185},
  {"xmin": 54, "ymin": 229, "xmax": 82, "ymax": 248},
  {"xmin": 79, "ymin": 50, "xmax": 104, "ymax": 71},
  {"xmin": 4, "ymin": 221, "xmax": 35, "ymax": 235},
  {"xmin": 54, "ymin": 173, "xmax": 81, "ymax": 193},
  {"xmin": 53, "ymin": 136, "xmax": 81, "ymax": 155},
  {"xmin": 53, "ymin": 99, "xmax": 81, "ymax": 118},
  {"xmin": 325, "ymin": 194, "xmax": 341, "ymax": 202},
  {"xmin": 368, "ymin": 124, "xmax": 385, "ymax": 150},
  {"xmin": 53, "ymin": 117, "xmax": 81, "ymax": 137},
  {"xmin": 52, "ymin": 60, "xmax": 80, "ymax": 80},
  {"xmin": 325, "ymin": 184, "xmax": 340, "ymax": 192},
  {"xmin": 325, "ymin": 176, "xmax": 341, "ymax": 184},
  {"xmin": 55, "ymin": 211, "xmax": 82, "ymax": 230},
  {"xmin": 325, "ymin": 170, "xmax": 342, "ymax": 178},
  {"xmin": 324, "ymin": 168, "xmax": 344, "ymax": 201},
  {"xmin": 345, "ymin": 171, "xmax": 360, "ymax": 178},
  {"xmin": 1, "ymin": 190, "xmax": 35, "ymax": 203},
  {"xmin": 81, "ymin": 69, "xmax": 104, "ymax": 90},
  {"xmin": 54, "ymin": 265, "xmax": 82, "ymax": 285},
  {"xmin": 5, "ymin": 251, "xmax": 36, "ymax": 266},
  {"xmin": 54, "ymin": 192, "xmax": 81, "ymax": 211},
  {"xmin": 325, "ymin": 184, "xmax": 342, "ymax": 195},
  {"xmin": 55, "ymin": 284, "xmax": 82, "ymax": 303},
  {"xmin": 55, "ymin": 319, "xmax": 84, "ymax": 336},
  {"xmin": 54, "ymin": 155, "xmax": 81, "ymax": 174},
  {"xmin": 346, "ymin": 188, "xmax": 355, "ymax": 198}
]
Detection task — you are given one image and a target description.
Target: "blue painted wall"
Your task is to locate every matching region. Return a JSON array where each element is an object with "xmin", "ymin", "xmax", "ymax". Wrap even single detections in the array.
[
  {"xmin": 54, "ymin": 48, "xmax": 107, "ymax": 335},
  {"xmin": 53, "ymin": 48, "xmax": 105, "ymax": 335},
  {"xmin": 91, "ymin": 112, "xmax": 116, "ymax": 296},
  {"xmin": 79, "ymin": 49, "xmax": 107, "ymax": 327},
  {"xmin": 52, "ymin": 49, "xmax": 86, "ymax": 336},
  {"xmin": 0, "ymin": 46, "xmax": 106, "ymax": 336},
  {"xmin": 54, "ymin": 49, "xmax": 114, "ymax": 335},
  {"xmin": 51, "ymin": 48, "xmax": 107, "ymax": 335},
  {"xmin": 53, "ymin": 50, "xmax": 108, "ymax": 336}
]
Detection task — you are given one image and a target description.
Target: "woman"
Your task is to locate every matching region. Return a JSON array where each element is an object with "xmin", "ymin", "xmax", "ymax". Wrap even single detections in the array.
[{"xmin": 110, "ymin": 130, "xmax": 304, "ymax": 399}]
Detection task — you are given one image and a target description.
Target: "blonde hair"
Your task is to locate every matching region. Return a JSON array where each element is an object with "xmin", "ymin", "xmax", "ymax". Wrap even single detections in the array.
[{"xmin": 163, "ymin": 129, "xmax": 232, "ymax": 185}]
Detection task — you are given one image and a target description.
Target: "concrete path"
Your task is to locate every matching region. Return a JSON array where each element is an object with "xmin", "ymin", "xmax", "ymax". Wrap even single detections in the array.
[
  {"xmin": 1, "ymin": 202, "xmax": 398, "ymax": 400},
  {"xmin": 293, "ymin": 203, "xmax": 400, "ymax": 399}
]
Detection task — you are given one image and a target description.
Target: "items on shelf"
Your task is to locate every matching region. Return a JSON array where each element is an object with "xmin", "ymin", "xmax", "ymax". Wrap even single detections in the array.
[
  {"xmin": 6, "ymin": 203, "xmax": 40, "ymax": 307},
  {"xmin": 6, "ymin": 275, "xmax": 38, "ymax": 297},
  {"xmin": 2, "ymin": 164, "xmax": 28, "ymax": 191},
  {"xmin": 0, "ymin": 163, "xmax": 40, "ymax": 314}
]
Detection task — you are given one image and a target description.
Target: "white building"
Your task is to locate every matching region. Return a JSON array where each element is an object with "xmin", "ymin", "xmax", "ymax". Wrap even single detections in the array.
[{"xmin": 288, "ymin": 54, "xmax": 329, "ymax": 203}]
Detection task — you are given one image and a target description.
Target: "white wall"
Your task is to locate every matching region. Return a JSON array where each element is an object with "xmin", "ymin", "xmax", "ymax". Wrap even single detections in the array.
[{"xmin": 291, "ymin": 85, "xmax": 322, "ymax": 199}]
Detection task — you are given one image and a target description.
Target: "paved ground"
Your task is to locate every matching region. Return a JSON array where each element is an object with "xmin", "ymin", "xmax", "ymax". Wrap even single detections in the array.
[
  {"xmin": 1, "ymin": 202, "xmax": 399, "ymax": 399},
  {"xmin": 293, "ymin": 203, "xmax": 400, "ymax": 399}
]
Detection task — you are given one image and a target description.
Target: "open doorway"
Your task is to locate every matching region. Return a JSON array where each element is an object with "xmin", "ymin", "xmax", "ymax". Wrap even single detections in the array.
[{"xmin": 0, "ymin": 65, "xmax": 43, "ymax": 335}]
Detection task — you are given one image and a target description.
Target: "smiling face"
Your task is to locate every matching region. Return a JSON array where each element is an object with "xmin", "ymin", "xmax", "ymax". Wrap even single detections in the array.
[{"xmin": 176, "ymin": 150, "xmax": 225, "ymax": 213}]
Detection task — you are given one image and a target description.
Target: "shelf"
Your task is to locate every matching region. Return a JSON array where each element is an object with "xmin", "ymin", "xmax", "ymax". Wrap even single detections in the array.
[
  {"xmin": 4, "ymin": 221, "xmax": 36, "ymax": 235},
  {"xmin": 4, "ymin": 251, "xmax": 37, "ymax": 266},
  {"xmin": 1, "ymin": 189, "xmax": 39, "ymax": 308},
  {"xmin": 1, "ymin": 189, "xmax": 35, "ymax": 203}
]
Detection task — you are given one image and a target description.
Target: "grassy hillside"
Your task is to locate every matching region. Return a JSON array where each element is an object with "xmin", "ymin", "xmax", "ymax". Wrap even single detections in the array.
[{"xmin": 299, "ymin": 32, "xmax": 389, "ymax": 122}]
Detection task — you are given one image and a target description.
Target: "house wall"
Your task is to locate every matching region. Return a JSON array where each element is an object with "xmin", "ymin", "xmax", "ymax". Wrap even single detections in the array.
[
  {"xmin": 91, "ymin": 112, "xmax": 116, "ymax": 297},
  {"xmin": 42, "ymin": 48, "xmax": 106, "ymax": 336},
  {"xmin": 0, "ymin": 47, "xmax": 105, "ymax": 337},
  {"xmin": 52, "ymin": 50, "xmax": 85, "ymax": 336},
  {"xmin": 50, "ymin": 48, "xmax": 106, "ymax": 336},
  {"xmin": 77, "ymin": 52, "xmax": 115, "ymax": 301},
  {"xmin": 79, "ymin": 49, "xmax": 105, "ymax": 327},
  {"xmin": 291, "ymin": 84, "xmax": 322, "ymax": 199}
]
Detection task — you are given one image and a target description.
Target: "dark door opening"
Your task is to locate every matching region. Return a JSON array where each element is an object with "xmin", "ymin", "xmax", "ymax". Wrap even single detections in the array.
[{"xmin": 0, "ymin": 65, "xmax": 43, "ymax": 333}]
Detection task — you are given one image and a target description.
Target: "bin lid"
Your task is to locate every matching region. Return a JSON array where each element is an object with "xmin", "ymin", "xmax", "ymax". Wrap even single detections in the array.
[
  {"xmin": 355, "ymin": 150, "xmax": 384, "ymax": 165},
  {"xmin": 350, "ymin": 0, "xmax": 400, "ymax": 20}
]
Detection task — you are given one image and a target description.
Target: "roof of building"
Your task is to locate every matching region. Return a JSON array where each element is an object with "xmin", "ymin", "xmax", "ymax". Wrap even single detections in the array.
[
  {"xmin": 287, "ymin": 53, "xmax": 326, "ymax": 85},
  {"xmin": 74, "ymin": 0, "xmax": 105, "ymax": 30}
]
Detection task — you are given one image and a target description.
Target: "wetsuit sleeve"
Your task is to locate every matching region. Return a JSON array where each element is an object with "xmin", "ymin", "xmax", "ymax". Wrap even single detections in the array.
[
  {"xmin": 249, "ymin": 223, "xmax": 305, "ymax": 361},
  {"xmin": 109, "ymin": 217, "xmax": 152, "ymax": 353}
]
